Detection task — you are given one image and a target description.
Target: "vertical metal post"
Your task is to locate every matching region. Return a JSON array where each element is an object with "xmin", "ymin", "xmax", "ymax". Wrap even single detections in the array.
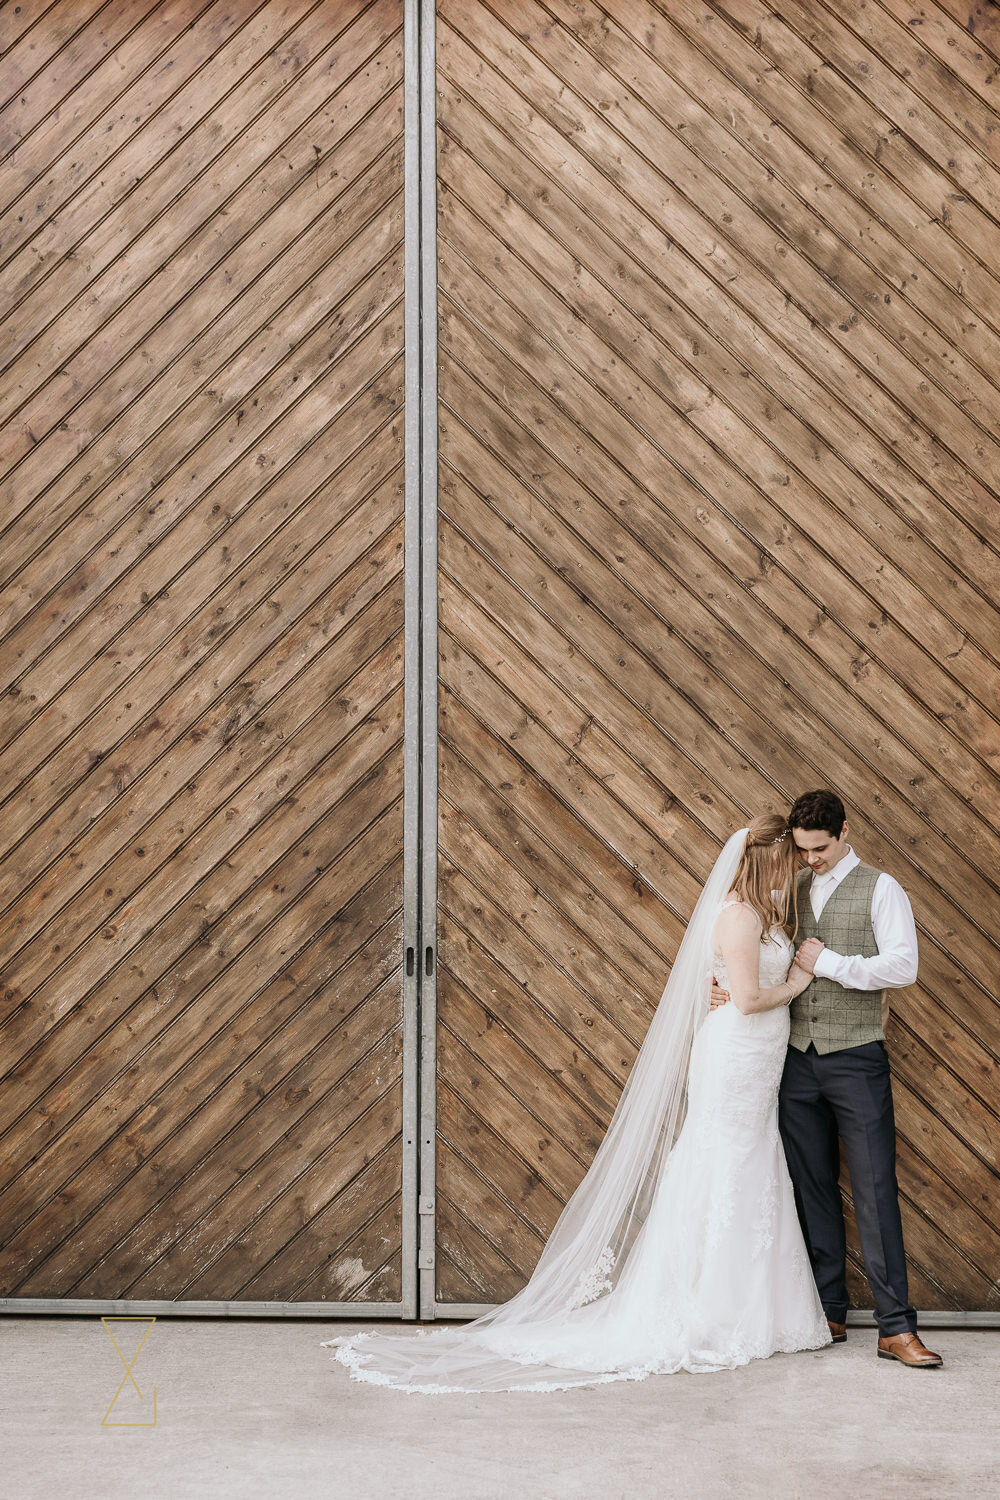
[
  {"xmin": 416, "ymin": 0, "xmax": 439, "ymax": 1322},
  {"xmin": 400, "ymin": 0, "xmax": 423, "ymax": 1322},
  {"xmin": 403, "ymin": 0, "xmax": 438, "ymax": 1321}
]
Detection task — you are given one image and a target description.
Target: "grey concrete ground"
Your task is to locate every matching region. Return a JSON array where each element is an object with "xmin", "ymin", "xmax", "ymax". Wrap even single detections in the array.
[{"xmin": 1, "ymin": 1318, "xmax": 997, "ymax": 1500}]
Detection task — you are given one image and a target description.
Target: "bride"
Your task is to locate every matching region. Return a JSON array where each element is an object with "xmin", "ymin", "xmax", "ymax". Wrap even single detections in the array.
[{"xmin": 323, "ymin": 814, "xmax": 832, "ymax": 1392}]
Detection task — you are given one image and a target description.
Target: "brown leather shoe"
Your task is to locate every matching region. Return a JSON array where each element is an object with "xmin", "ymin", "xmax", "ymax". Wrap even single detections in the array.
[
  {"xmin": 877, "ymin": 1331, "xmax": 943, "ymax": 1368},
  {"xmin": 827, "ymin": 1320, "xmax": 847, "ymax": 1343}
]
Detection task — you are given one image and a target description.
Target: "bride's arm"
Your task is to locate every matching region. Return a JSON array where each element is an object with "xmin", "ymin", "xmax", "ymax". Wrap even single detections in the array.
[{"xmin": 715, "ymin": 905, "xmax": 812, "ymax": 1015}]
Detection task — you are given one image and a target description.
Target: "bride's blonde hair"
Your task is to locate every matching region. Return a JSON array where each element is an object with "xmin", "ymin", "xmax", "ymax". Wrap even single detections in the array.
[{"xmin": 731, "ymin": 812, "xmax": 799, "ymax": 940}]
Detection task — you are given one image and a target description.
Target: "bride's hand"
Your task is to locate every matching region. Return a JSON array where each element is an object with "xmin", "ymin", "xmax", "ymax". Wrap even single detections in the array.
[
  {"xmin": 709, "ymin": 979, "xmax": 730, "ymax": 1010},
  {"xmin": 788, "ymin": 963, "xmax": 813, "ymax": 998}
]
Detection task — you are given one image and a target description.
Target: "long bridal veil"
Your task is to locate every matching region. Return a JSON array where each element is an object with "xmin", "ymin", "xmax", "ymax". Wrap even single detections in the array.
[{"xmin": 322, "ymin": 828, "xmax": 751, "ymax": 1392}]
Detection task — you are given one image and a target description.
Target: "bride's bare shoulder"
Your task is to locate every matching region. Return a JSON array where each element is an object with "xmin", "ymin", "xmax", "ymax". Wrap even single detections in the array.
[{"xmin": 715, "ymin": 899, "xmax": 763, "ymax": 940}]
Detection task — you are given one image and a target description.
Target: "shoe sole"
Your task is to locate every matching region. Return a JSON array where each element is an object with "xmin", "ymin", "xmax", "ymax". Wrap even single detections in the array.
[
  {"xmin": 876, "ymin": 1350, "xmax": 943, "ymax": 1367},
  {"xmin": 829, "ymin": 1333, "xmax": 847, "ymax": 1344}
]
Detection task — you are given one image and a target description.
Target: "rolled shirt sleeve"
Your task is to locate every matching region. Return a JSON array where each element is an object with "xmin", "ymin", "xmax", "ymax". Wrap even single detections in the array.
[{"xmin": 811, "ymin": 873, "xmax": 919, "ymax": 991}]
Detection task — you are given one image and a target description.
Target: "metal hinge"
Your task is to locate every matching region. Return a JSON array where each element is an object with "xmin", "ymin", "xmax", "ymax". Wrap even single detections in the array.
[{"xmin": 418, "ymin": 1195, "xmax": 435, "ymax": 1268}]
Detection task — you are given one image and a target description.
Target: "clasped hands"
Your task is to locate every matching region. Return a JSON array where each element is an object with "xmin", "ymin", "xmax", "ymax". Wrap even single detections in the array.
[{"xmin": 709, "ymin": 938, "xmax": 825, "ymax": 1010}]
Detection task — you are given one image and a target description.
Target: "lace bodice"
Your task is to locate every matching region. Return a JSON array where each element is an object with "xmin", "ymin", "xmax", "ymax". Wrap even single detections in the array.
[{"xmin": 712, "ymin": 900, "xmax": 794, "ymax": 995}]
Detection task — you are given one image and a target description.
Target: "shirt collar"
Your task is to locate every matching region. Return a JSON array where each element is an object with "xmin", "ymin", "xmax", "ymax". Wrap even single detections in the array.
[{"xmin": 812, "ymin": 846, "xmax": 859, "ymax": 888}]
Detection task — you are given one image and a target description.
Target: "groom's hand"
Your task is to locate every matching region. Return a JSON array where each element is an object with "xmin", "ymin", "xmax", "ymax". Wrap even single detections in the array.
[
  {"xmin": 795, "ymin": 938, "xmax": 825, "ymax": 975},
  {"xmin": 709, "ymin": 980, "xmax": 730, "ymax": 1010}
]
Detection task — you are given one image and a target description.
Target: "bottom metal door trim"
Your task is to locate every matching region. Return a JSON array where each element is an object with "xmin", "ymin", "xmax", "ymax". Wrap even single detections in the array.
[
  {"xmin": 7, "ymin": 1299, "xmax": 996, "ymax": 1328},
  {"xmin": 429, "ymin": 1303, "xmax": 1000, "ymax": 1328},
  {"xmin": 0, "ymin": 1299, "xmax": 405, "ymax": 1318},
  {"xmin": 844, "ymin": 1310, "xmax": 1000, "ymax": 1328}
]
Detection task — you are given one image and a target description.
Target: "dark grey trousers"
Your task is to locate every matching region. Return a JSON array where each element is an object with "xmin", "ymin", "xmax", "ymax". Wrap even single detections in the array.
[{"xmin": 778, "ymin": 1039, "xmax": 916, "ymax": 1336}]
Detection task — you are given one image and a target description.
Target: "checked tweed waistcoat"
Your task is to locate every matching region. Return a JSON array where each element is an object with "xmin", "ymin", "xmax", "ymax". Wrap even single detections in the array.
[{"xmin": 788, "ymin": 863, "xmax": 885, "ymax": 1055}]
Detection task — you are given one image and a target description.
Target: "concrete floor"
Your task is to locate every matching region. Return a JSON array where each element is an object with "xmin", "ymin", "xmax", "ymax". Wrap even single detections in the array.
[{"xmin": 1, "ymin": 1318, "xmax": 997, "ymax": 1499}]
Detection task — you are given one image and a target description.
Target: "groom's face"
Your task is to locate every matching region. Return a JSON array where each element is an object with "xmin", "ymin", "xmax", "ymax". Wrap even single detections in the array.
[{"xmin": 791, "ymin": 821, "xmax": 850, "ymax": 875}]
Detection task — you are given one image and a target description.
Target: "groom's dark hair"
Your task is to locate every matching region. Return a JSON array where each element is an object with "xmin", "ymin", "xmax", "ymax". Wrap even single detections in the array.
[{"xmin": 788, "ymin": 789, "xmax": 846, "ymax": 838}]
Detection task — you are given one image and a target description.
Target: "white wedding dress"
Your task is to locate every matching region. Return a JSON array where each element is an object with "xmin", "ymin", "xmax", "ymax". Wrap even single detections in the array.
[{"xmin": 327, "ymin": 900, "xmax": 831, "ymax": 1392}]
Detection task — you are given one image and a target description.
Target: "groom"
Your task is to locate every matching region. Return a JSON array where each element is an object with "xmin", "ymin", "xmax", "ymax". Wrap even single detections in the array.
[{"xmin": 715, "ymin": 789, "xmax": 942, "ymax": 1368}]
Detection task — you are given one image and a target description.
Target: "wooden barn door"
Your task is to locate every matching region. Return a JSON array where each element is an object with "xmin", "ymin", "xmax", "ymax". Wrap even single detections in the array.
[
  {"xmin": 0, "ymin": 0, "xmax": 415, "ymax": 1311},
  {"xmin": 426, "ymin": 0, "xmax": 1000, "ymax": 1317}
]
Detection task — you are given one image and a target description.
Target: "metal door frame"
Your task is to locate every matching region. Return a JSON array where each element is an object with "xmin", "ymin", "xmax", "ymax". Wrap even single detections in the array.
[{"xmin": 414, "ymin": 0, "xmax": 440, "ymax": 1324}]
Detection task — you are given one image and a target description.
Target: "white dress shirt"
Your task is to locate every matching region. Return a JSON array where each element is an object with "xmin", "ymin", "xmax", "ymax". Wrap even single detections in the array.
[{"xmin": 809, "ymin": 847, "xmax": 918, "ymax": 990}]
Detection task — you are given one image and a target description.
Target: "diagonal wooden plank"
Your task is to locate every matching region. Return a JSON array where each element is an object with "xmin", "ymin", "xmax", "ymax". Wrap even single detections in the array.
[
  {"xmin": 437, "ymin": 900, "xmax": 624, "ymax": 1120},
  {"xmin": 0, "ymin": 732, "xmax": 405, "ymax": 1221},
  {"xmin": 807, "ymin": 0, "xmax": 1000, "ymax": 168},
  {"xmin": 297, "ymin": 1193, "xmax": 404, "ymax": 1303},
  {"xmin": 1, "ymin": 0, "xmax": 337, "ymax": 313},
  {"xmin": 0, "ymin": 0, "xmax": 112, "ymax": 106},
  {"xmin": 435, "ymin": 1247, "xmax": 489, "ymax": 1304},
  {"xmin": 0, "ymin": 2, "xmax": 224, "ymax": 212},
  {"xmin": 438, "ymin": 497, "xmax": 999, "ymax": 1073},
  {"xmin": 0, "ymin": 411, "xmax": 402, "ymax": 794},
  {"xmin": 453, "ymin": 0, "xmax": 1000, "ymax": 499},
  {"xmin": 2, "ymin": 846, "xmax": 407, "ymax": 1278},
  {"xmin": 436, "ymin": 13, "xmax": 999, "ymax": 551},
  {"xmin": 442, "ymin": 692, "xmax": 683, "ymax": 969},
  {"xmin": 0, "ymin": 7, "xmax": 403, "ymax": 443},
  {"xmin": 437, "ymin": 1136, "xmax": 545, "ymax": 1278},
  {"xmin": 39, "ymin": 1022, "xmax": 404, "ymax": 1298},
  {"xmin": 706, "ymin": 0, "xmax": 999, "ymax": 283},
  {"xmin": 893, "ymin": 1143, "xmax": 1000, "ymax": 1304},
  {"xmin": 0, "ymin": 633, "xmax": 407, "ymax": 1134},
  {"xmin": 0, "ymin": 162, "xmax": 404, "ymax": 597},
  {"xmin": 439, "ymin": 127, "xmax": 1000, "ymax": 689},
  {"xmin": 875, "ymin": 0, "xmax": 1000, "ymax": 105},
  {"xmin": 0, "ymin": 535, "xmax": 403, "ymax": 982},
  {"xmin": 439, "ymin": 813, "xmax": 655, "ymax": 1047},
  {"xmin": 245, "ymin": 1134, "xmax": 404, "ymax": 1301},
  {"xmin": 187, "ymin": 1080, "xmax": 404, "ymax": 1301},
  {"xmin": 437, "ymin": 103, "xmax": 1000, "ymax": 646},
  {"xmin": 532, "ymin": 0, "xmax": 1000, "ymax": 438},
  {"xmin": 0, "ymin": 0, "xmax": 405, "ymax": 1309},
  {"xmin": 441, "ymin": 623, "xmax": 710, "ymax": 907},
  {"xmin": 894, "ymin": 1079, "xmax": 1000, "ymax": 1235},
  {"xmin": 439, "ymin": 218, "xmax": 1000, "ymax": 806},
  {"xmin": 3, "ymin": 847, "xmax": 404, "ymax": 1288},
  {"xmin": 0, "ymin": 787, "xmax": 404, "ymax": 1236},
  {"xmin": 437, "ymin": 1019, "xmax": 584, "ymax": 1205},
  {"xmin": 661, "ymin": 0, "xmax": 1000, "ymax": 340},
  {"xmin": 0, "ymin": 0, "xmax": 166, "ymax": 159},
  {"xmin": 435, "ymin": 1192, "xmax": 527, "ymax": 1303},
  {"xmin": 118, "ymin": 1033, "xmax": 403, "ymax": 1302},
  {"xmin": 932, "ymin": 0, "xmax": 1000, "ymax": 67},
  {"xmin": 760, "ymin": 0, "xmax": 1000, "ymax": 215},
  {"xmin": 889, "ymin": 1016, "xmax": 1000, "ymax": 1169},
  {"xmin": 441, "ymin": 964, "xmax": 606, "ymax": 1163},
  {"xmin": 437, "ymin": 394, "xmax": 1000, "ymax": 1020}
]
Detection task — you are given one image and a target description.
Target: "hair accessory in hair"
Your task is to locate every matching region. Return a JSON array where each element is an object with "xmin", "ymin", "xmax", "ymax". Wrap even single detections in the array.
[{"xmin": 746, "ymin": 827, "xmax": 790, "ymax": 849}]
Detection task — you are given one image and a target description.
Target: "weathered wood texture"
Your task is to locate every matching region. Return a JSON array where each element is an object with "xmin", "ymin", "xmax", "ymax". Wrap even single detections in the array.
[
  {"xmin": 0, "ymin": 0, "xmax": 406, "ymax": 1302},
  {"xmin": 434, "ymin": 0, "xmax": 1000, "ymax": 1309}
]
